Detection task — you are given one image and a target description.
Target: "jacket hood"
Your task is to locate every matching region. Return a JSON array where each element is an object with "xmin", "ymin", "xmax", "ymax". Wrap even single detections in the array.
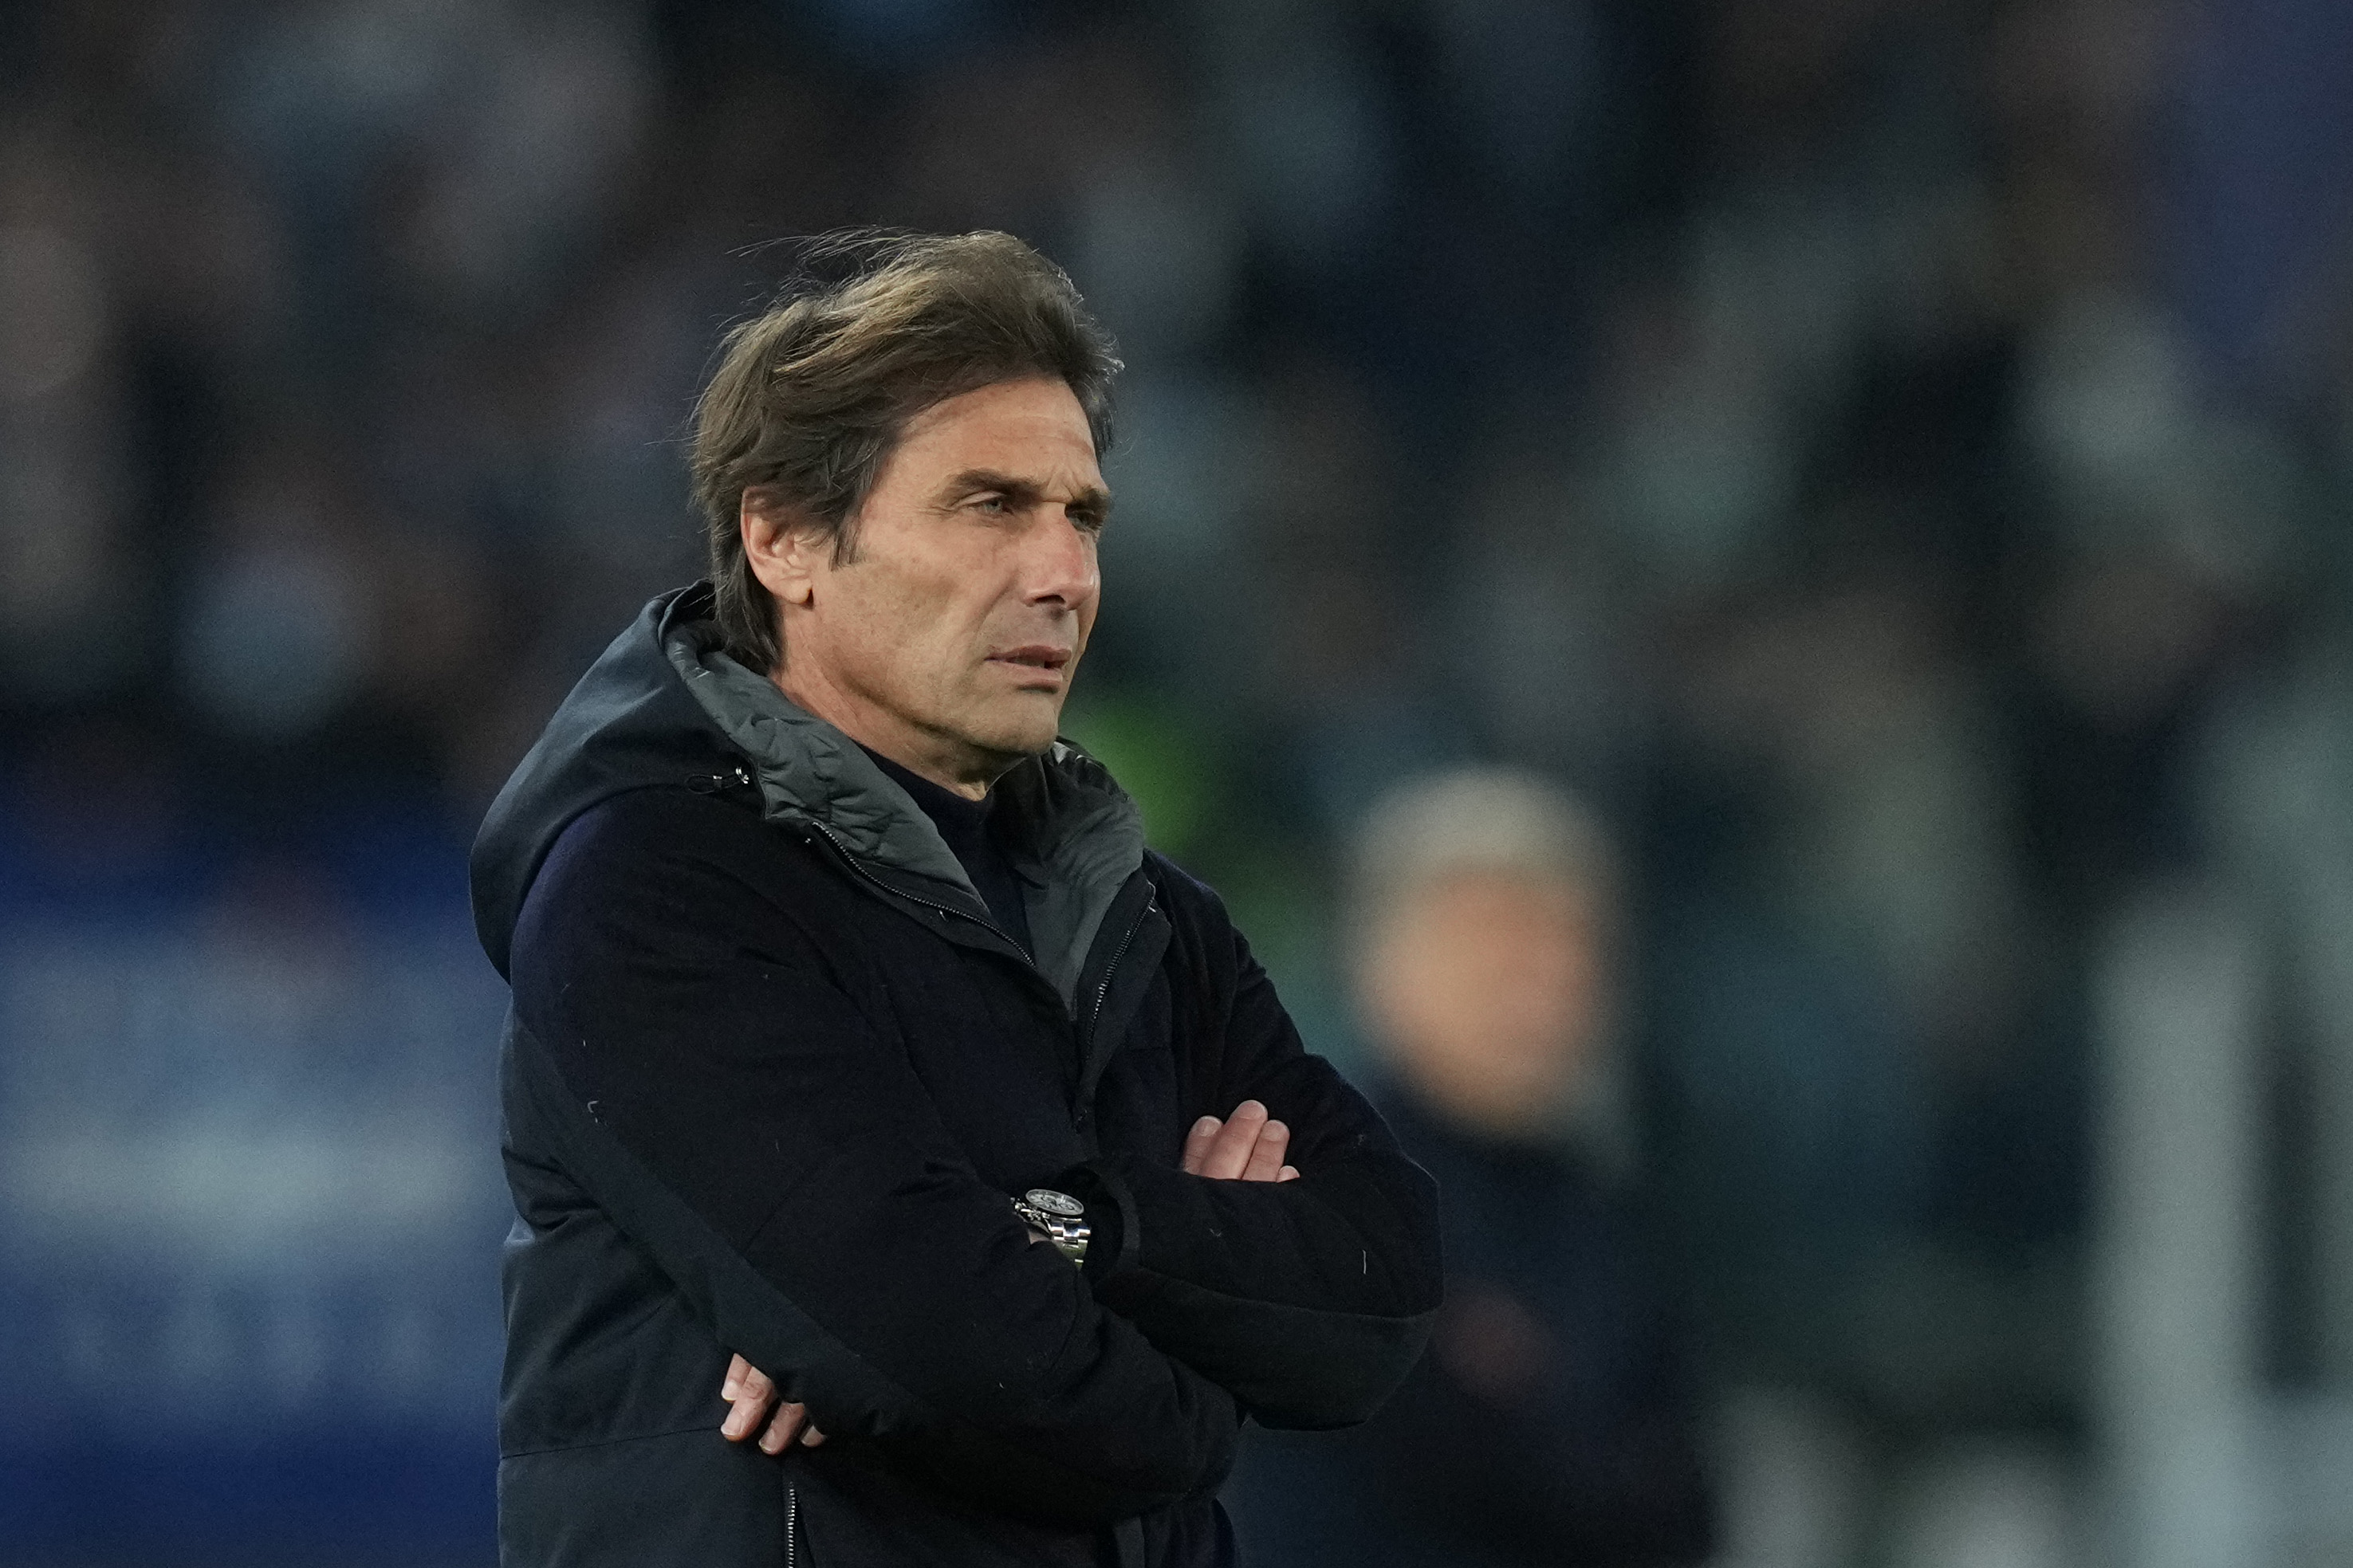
[{"xmin": 470, "ymin": 584, "xmax": 1147, "ymax": 1004}]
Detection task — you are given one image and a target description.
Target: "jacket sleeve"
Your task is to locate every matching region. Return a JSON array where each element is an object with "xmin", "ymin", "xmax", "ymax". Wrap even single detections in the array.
[
  {"xmin": 506, "ymin": 797, "xmax": 1237, "ymax": 1526},
  {"xmin": 1074, "ymin": 871, "xmax": 1444, "ymax": 1431}
]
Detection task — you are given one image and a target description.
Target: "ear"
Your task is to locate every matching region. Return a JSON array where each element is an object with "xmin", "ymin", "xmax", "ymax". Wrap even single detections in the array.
[{"xmin": 740, "ymin": 488, "xmax": 821, "ymax": 607}]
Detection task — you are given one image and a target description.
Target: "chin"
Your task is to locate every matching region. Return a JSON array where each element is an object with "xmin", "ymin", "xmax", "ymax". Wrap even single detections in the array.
[{"xmin": 958, "ymin": 705, "xmax": 1063, "ymax": 761}]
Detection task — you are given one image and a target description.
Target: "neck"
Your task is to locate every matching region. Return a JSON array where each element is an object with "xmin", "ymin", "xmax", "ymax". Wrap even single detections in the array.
[{"xmin": 772, "ymin": 663, "xmax": 1005, "ymax": 801}]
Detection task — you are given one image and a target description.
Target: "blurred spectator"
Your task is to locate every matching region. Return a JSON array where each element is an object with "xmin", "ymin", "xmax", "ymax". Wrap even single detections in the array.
[{"xmin": 1227, "ymin": 768, "xmax": 1713, "ymax": 1568}]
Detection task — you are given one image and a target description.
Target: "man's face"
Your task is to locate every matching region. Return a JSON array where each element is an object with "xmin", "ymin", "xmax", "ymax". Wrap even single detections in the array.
[
  {"xmin": 747, "ymin": 376, "xmax": 1107, "ymax": 792},
  {"xmin": 1360, "ymin": 870, "xmax": 1608, "ymax": 1138}
]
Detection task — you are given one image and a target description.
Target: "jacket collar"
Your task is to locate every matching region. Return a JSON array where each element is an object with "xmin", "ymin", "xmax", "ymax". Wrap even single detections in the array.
[{"xmin": 472, "ymin": 583, "xmax": 1147, "ymax": 1008}]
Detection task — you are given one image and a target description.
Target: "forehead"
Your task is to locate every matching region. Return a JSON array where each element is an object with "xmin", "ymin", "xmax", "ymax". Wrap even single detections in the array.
[{"xmin": 891, "ymin": 377, "xmax": 1103, "ymax": 486}]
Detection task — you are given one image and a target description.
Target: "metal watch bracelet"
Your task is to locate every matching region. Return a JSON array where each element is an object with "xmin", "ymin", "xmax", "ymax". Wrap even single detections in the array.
[{"xmin": 1011, "ymin": 1188, "xmax": 1090, "ymax": 1266}]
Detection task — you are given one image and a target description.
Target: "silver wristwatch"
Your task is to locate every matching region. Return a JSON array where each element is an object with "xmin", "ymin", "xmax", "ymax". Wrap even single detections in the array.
[{"xmin": 1012, "ymin": 1188, "xmax": 1090, "ymax": 1265}]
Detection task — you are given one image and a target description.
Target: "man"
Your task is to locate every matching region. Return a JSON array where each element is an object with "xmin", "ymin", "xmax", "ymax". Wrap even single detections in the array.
[
  {"xmin": 1226, "ymin": 768, "xmax": 1714, "ymax": 1566},
  {"xmin": 470, "ymin": 231, "xmax": 1442, "ymax": 1568}
]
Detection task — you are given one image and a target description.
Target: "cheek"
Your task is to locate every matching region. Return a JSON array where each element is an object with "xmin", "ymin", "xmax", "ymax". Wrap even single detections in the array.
[
  {"xmin": 1382, "ymin": 937, "xmax": 1516, "ymax": 1046},
  {"xmin": 1493, "ymin": 938, "xmax": 1601, "ymax": 1039},
  {"xmin": 832, "ymin": 566, "xmax": 969, "ymax": 682},
  {"xmin": 1424, "ymin": 933, "xmax": 1593, "ymax": 1052}
]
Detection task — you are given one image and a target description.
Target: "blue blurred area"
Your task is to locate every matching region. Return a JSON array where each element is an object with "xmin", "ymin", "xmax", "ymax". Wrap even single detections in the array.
[
  {"xmin": 6, "ymin": 0, "xmax": 2353, "ymax": 1562},
  {"xmin": 0, "ymin": 739, "xmax": 506, "ymax": 1561}
]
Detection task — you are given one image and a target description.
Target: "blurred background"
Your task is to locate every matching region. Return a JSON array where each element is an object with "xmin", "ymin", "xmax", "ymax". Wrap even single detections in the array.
[{"xmin": 4, "ymin": 0, "xmax": 2353, "ymax": 1563}]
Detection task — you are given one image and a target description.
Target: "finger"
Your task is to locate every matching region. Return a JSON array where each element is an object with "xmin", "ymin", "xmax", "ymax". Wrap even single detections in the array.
[
  {"xmin": 1277, "ymin": 1165, "xmax": 1300, "ymax": 1181},
  {"xmin": 1202, "ymin": 1104, "xmax": 1264, "ymax": 1179},
  {"xmin": 722, "ymin": 1365, "xmax": 777, "ymax": 1440},
  {"xmin": 1202, "ymin": 1101, "xmax": 1269, "ymax": 1180},
  {"xmin": 1241, "ymin": 1118, "xmax": 1291, "ymax": 1183},
  {"xmin": 801, "ymin": 1425, "xmax": 828, "ymax": 1448},
  {"xmin": 759, "ymin": 1401, "xmax": 808, "ymax": 1454},
  {"xmin": 723, "ymin": 1368, "xmax": 774, "ymax": 1440},
  {"xmin": 723, "ymin": 1353, "xmax": 750, "ymax": 1402},
  {"xmin": 1181, "ymin": 1115, "xmax": 1222, "ymax": 1175}
]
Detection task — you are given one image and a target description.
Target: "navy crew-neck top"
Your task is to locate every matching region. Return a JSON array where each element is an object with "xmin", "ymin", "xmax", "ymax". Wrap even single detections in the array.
[{"xmin": 860, "ymin": 746, "xmax": 1036, "ymax": 958}]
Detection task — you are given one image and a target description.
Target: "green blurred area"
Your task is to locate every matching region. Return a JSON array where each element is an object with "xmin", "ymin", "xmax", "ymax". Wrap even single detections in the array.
[{"xmin": 1061, "ymin": 686, "xmax": 1354, "ymax": 1067}]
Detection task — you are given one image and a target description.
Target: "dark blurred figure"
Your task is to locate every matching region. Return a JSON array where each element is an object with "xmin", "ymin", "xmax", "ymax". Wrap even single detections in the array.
[{"xmin": 1227, "ymin": 768, "xmax": 1714, "ymax": 1568}]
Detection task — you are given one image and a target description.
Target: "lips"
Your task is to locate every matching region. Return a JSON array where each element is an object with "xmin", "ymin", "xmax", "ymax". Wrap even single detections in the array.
[{"xmin": 989, "ymin": 645, "xmax": 1071, "ymax": 674}]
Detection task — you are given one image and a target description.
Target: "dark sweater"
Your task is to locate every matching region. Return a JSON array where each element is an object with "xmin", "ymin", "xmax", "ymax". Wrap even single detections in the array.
[{"xmin": 860, "ymin": 745, "xmax": 1036, "ymax": 958}]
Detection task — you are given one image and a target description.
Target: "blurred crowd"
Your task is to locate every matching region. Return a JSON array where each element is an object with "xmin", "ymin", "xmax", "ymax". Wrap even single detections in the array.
[{"xmin": 6, "ymin": 0, "xmax": 2353, "ymax": 1563}]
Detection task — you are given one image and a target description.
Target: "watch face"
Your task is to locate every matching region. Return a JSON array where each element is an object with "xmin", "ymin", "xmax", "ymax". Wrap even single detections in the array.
[{"xmin": 1024, "ymin": 1188, "xmax": 1084, "ymax": 1218}]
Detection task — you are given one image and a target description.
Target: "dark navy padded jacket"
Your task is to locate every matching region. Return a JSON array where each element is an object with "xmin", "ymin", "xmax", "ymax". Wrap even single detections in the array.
[{"xmin": 474, "ymin": 586, "xmax": 1442, "ymax": 1567}]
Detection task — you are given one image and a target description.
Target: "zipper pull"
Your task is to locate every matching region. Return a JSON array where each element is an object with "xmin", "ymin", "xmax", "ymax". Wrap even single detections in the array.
[{"xmin": 686, "ymin": 764, "xmax": 754, "ymax": 796}]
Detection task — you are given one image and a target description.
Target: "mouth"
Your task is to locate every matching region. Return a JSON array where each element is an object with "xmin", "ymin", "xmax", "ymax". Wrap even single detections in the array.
[{"xmin": 987, "ymin": 646, "xmax": 1073, "ymax": 686}]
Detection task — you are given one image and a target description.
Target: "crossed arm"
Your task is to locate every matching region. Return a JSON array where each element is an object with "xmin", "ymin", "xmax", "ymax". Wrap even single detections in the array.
[
  {"xmin": 515, "ymin": 799, "xmax": 1437, "ymax": 1515},
  {"xmin": 722, "ymin": 1102, "xmax": 1300, "ymax": 1451}
]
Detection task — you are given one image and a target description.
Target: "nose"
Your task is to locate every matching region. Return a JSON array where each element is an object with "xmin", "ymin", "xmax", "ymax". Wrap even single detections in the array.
[{"xmin": 1022, "ymin": 506, "xmax": 1100, "ymax": 611}]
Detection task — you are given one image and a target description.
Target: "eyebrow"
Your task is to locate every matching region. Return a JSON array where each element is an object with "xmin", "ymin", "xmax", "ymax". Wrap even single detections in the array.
[{"xmin": 941, "ymin": 468, "xmax": 1112, "ymax": 520}]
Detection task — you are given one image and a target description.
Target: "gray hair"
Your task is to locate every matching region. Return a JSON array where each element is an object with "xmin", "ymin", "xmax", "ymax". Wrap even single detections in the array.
[{"xmin": 1348, "ymin": 765, "xmax": 1617, "ymax": 946}]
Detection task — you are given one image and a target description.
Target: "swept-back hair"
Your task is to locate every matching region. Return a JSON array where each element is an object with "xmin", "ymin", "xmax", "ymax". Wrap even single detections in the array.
[{"xmin": 690, "ymin": 229, "xmax": 1120, "ymax": 673}]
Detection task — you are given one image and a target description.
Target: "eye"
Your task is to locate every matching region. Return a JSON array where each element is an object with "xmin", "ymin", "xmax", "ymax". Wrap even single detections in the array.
[{"xmin": 970, "ymin": 493, "xmax": 1009, "ymax": 514}]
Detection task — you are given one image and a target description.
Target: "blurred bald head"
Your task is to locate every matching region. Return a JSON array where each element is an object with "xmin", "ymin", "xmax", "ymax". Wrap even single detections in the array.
[{"xmin": 1350, "ymin": 768, "xmax": 1616, "ymax": 1142}]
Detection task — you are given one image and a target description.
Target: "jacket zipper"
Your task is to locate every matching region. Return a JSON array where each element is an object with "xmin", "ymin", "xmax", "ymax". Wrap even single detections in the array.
[
  {"xmin": 1085, "ymin": 894, "xmax": 1153, "ymax": 1047},
  {"xmin": 805, "ymin": 819, "xmax": 1152, "ymax": 1126},
  {"xmin": 786, "ymin": 1484, "xmax": 798, "ymax": 1568},
  {"xmin": 809, "ymin": 818, "xmax": 1151, "ymax": 1031}
]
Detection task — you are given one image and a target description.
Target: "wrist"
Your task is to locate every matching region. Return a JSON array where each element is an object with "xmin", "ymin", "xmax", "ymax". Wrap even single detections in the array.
[
  {"xmin": 1013, "ymin": 1189, "xmax": 1091, "ymax": 1265},
  {"xmin": 1052, "ymin": 1161, "xmax": 1136, "ymax": 1283}
]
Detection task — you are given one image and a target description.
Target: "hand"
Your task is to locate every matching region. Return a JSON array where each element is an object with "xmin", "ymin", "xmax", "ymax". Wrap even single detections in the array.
[
  {"xmin": 718, "ymin": 1354, "xmax": 827, "ymax": 1453},
  {"xmin": 722, "ymin": 1108, "xmax": 1294, "ymax": 1444},
  {"xmin": 1182, "ymin": 1099, "xmax": 1300, "ymax": 1182}
]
